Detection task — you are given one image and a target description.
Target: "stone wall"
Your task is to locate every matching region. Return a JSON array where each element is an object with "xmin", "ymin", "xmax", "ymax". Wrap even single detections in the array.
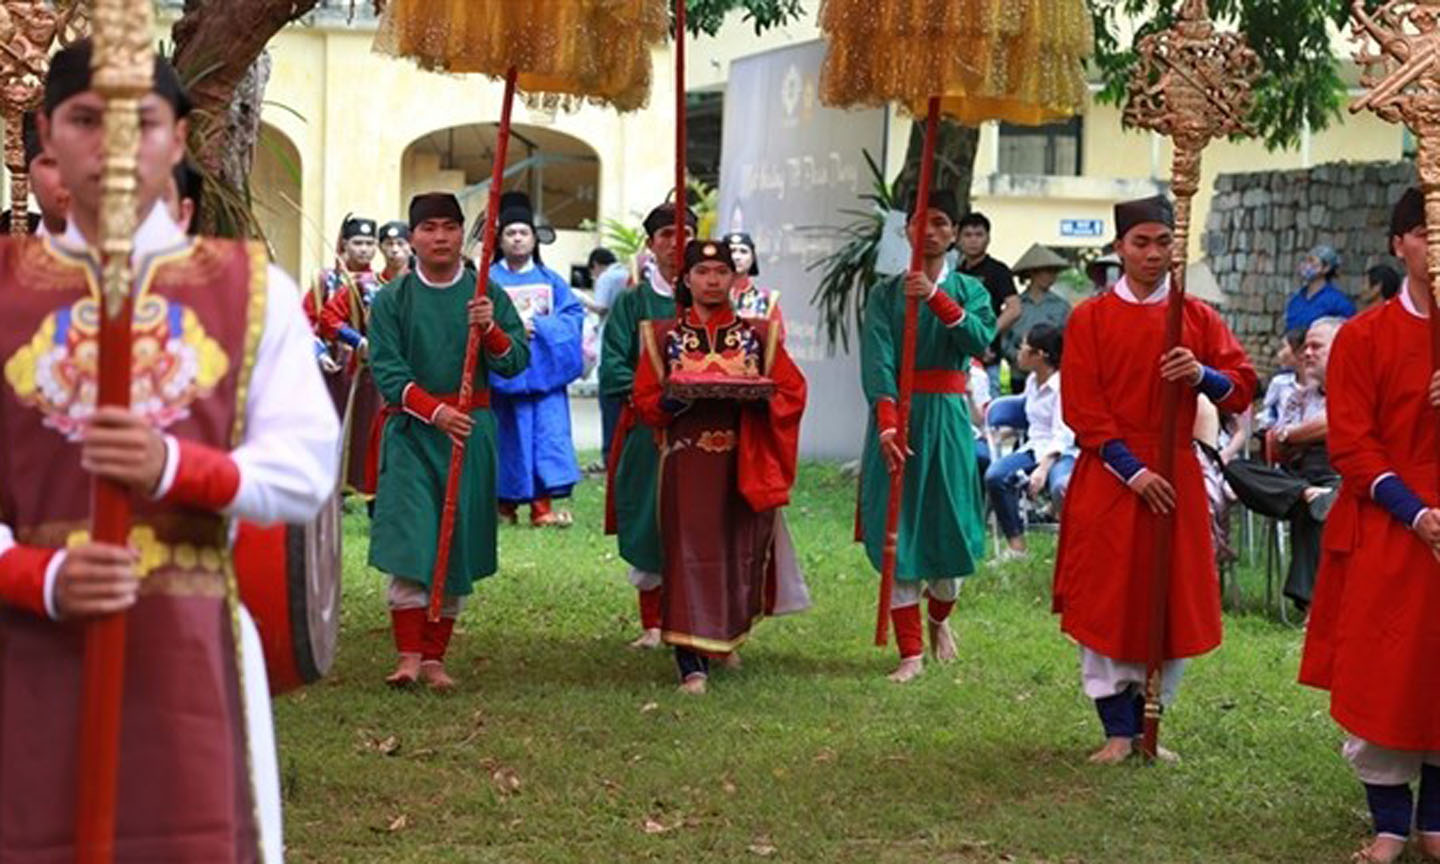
[{"xmin": 1202, "ymin": 160, "xmax": 1413, "ymax": 377}]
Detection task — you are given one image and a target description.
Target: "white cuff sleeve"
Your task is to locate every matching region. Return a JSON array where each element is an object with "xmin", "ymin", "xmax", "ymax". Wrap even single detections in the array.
[
  {"xmin": 43, "ymin": 550, "xmax": 66, "ymax": 621},
  {"xmin": 150, "ymin": 434, "xmax": 182, "ymax": 500}
]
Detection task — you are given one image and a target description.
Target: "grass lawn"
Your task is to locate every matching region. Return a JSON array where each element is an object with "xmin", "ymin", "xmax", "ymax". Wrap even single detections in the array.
[{"xmin": 276, "ymin": 460, "xmax": 1374, "ymax": 863}]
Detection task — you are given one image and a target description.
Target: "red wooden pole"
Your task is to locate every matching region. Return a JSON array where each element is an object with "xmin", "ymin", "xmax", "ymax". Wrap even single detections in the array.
[
  {"xmin": 673, "ymin": 0, "xmax": 688, "ymax": 285},
  {"xmin": 427, "ymin": 66, "xmax": 519, "ymax": 622},
  {"xmin": 876, "ymin": 96, "xmax": 940, "ymax": 646}
]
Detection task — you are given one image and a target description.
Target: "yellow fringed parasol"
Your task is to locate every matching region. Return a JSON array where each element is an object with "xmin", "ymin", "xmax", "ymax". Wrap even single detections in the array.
[
  {"xmin": 374, "ymin": 0, "xmax": 667, "ymax": 112},
  {"xmin": 819, "ymin": 0, "xmax": 1093, "ymax": 126},
  {"xmin": 818, "ymin": 0, "xmax": 1092, "ymax": 646},
  {"xmin": 371, "ymin": 0, "xmax": 669, "ymax": 620}
]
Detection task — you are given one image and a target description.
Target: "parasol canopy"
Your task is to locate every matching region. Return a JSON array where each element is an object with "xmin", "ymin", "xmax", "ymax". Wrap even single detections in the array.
[
  {"xmin": 818, "ymin": 0, "xmax": 1093, "ymax": 125},
  {"xmin": 374, "ymin": 0, "xmax": 668, "ymax": 112}
]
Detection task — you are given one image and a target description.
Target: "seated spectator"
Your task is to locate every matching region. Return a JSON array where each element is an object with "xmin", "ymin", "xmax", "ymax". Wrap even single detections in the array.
[
  {"xmin": 1258, "ymin": 328, "xmax": 1306, "ymax": 431},
  {"xmin": 984, "ymin": 324, "xmax": 1075, "ymax": 560},
  {"xmin": 1360, "ymin": 262, "xmax": 1402, "ymax": 309},
  {"xmin": 1004, "ymin": 243, "xmax": 1072, "ymax": 392},
  {"xmin": 1222, "ymin": 316, "xmax": 1343, "ymax": 611},
  {"xmin": 1285, "ymin": 244, "xmax": 1356, "ymax": 332}
]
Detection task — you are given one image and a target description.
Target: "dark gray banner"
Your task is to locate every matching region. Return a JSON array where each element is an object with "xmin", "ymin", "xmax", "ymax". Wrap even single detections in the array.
[{"xmin": 717, "ymin": 40, "xmax": 888, "ymax": 460}]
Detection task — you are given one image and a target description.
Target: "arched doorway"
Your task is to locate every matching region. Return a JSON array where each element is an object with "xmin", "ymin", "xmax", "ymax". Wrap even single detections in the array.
[
  {"xmin": 401, "ymin": 123, "xmax": 600, "ymax": 274},
  {"xmin": 251, "ymin": 123, "xmax": 304, "ymax": 279}
]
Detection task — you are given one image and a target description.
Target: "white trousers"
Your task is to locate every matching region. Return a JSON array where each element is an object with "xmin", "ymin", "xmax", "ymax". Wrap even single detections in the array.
[
  {"xmin": 387, "ymin": 576, "xmax": 464, "ymax": 617},
  {"xmin": 1344, "ymin": 736, "xmax": 1440, "ymax": 786},
  {"xmin": 1079, "ymin": 646, "xmax": 1186, "ymax": 705},
  {"xmin": 891, "ymin": 578, "xmax": 962, "ymax": 610},
  {"xmin": 238, "ymin": 607, "xmax": 283, "ymax": 863},
  {"xmin": 628, "ymin": 567, "xmax": 661, "ymax": 592}
]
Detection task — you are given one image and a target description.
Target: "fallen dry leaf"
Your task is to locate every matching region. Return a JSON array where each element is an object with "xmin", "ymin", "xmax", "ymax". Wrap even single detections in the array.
[
  {"xmin": 642, "ymin": 817, "xmax": 673, "ymax": 835},
  {"xmin": 722, "ymin": 779, "xmax": 737, "ymax": 795},
  {"xmin": 748, "ymin": 842, "xmax": 777, "ymax": 857},
  {"xmin": 386, "ymin": 814, "xmax": 408, "ymax": 833},
  {"xmin": 640, "ymin": 701, "xmax": 659, "ymax": 713},
  {"xmin": 813, "ymin": 748, "xmax": 836, "ymax": 764}
]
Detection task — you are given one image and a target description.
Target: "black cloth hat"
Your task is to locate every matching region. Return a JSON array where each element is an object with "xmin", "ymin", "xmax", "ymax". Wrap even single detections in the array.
[
  {"xmin": 724, "ymin": 232, "xmax": 760, "ymax": 276},
  {"xmin": 1115, "ymin": 195, "xmax": 1175, "ymax": 240},
  {"xmin": 379, "ymin": 220, "xmax": 411, "ymax": 242},
  {"xmin": 409, "ymin": 193, "xmax": 465, "ymax": 229},
  {"xmin": 1391, "ymin": 187, "xmax": 1424, "ymax": 237},
  {"xmin": 683, "ymin": 239, "xmax": 737, "ymax": 275},
  {"xmin": 497, "ymin": 190, "xmax": 535, "ymax": 231},
  {"xmin": 909, "ymin": 189, "xmax": 960, "ymax": 225},
  {"xmin": 22, "ymin": 112, "xmax": 41, "ymax": 167},
  {"xmin": 341, "ymin": 216, "xmax": 377, "ymax": 241},
  {"xmin": 45, "ymin": 39, "xmax": 192, "ymax": 118},
  {"xmin": 643, "ymin": 202, "xmax": 698, "ymax": 238}
]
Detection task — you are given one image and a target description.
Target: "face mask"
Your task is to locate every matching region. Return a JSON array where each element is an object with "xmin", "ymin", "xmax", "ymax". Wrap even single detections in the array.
[{"xmin": 1299, "ymin": 262, "xmax": 1323, "ymax": 282}]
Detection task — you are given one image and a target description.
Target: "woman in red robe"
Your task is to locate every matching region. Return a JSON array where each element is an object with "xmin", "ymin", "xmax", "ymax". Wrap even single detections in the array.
[
  {"xmin": 632, "ymin": 240, "xmax": 807, "ymax": 693},
  {"xmin": 1299, "ymin": 188, "xmax": 1440, "ymax": 864},
  {"xmin": 1055, "ymin": 195, "xmax": 1257, "ymax": 764}
]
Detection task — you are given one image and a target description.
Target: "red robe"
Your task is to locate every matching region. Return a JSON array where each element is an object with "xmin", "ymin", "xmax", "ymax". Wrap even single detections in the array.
[
  {"xmin": 1299, "ymin": 296, "xmax": 1440, "ymax": 751},
  {"xmin": 1054, "ymin": 285, "xmax": 1256, "ymax": 662},
  {"xmin": 632, "ymin": 305, "xmax": 806, "ymax": 652}
]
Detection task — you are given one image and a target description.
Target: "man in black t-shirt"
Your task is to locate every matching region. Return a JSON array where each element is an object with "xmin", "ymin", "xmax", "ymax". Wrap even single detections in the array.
[{"xmin": 957, "ymin": 212, "xmax": 1020, "ymax": 393}]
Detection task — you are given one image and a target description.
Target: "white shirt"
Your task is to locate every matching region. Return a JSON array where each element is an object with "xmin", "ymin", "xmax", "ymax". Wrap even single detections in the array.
[
  {"xmin": 1113, "ymin": 274, "xmax": 1170, "ymax": 306},
  {"xmin": 643, "ymin": 259, "xmax": 676, "ymax": 298},
  {"xmin": 1400, "ymin": 279, "xmax": 1429, "ymax": 319},
  {"xmin": 1022, "ymin": 370, "xmax": 1076, "ymax": 459},
  {"xmin": 1, "ymin": 204, "xmax": 340, "ymax": 616}
]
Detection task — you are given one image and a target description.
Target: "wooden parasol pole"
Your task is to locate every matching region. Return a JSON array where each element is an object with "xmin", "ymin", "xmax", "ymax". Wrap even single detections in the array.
[
  {"xmin": 672, "ymin": 0, "xmax": 688, "ymax": 286},
  {"xmin": 427, "ymin": 66, "xmax": 519, "ymax": 622},
  {"xmin": 1122, "ymin": 0, "xmax": 1257, "ymax": 760},
  {"xmin": 875, "ymin": 96, "xmax": 941, "ymax": 646},
  {"xmin": 1350, "ymin": 0, "xmax": 1440, "ymax": 496},
  {"xmin": 76, "ymin": 0, "xmax": 153, "ymax": 859}
]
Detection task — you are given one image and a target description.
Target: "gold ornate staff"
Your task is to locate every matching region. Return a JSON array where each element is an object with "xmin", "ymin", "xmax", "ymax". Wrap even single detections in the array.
[
  {"xmin": 75, "ymin": 0, "xmax": 152, "ymax": 859},
  {"xmin": 1122, "ymin": 0, "xmax": 1259, "ymax": 762},
  {"xmin": 0, "ymin": 0, "xmax": 87, "ymax": 235},
  {"xmin": 1352, "ymin": 2, "xmax": 1440, "ymax": 421}
]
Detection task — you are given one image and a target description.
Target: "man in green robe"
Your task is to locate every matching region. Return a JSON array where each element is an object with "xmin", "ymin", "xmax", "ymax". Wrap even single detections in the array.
[
  {"xmin": 368, "ymin": 193, "xmax": 530, "ymax": 690},
  {"xmin": 859, "ymin": 189, "xmax": 997, "ymax": 683},
  {"xmin": 600, "ymin": 202, "xmax": 696, "ymax": 649}
]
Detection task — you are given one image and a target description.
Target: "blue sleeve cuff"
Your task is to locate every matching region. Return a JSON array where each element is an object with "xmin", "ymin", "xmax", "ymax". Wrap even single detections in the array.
[
  {"xmin": 1373, "ymin": 474, "xmax": 1427, "ymax": 529},
  {"xmin": 337, "ymin": 325, "xmax": 364, "ymax": 348},
  {"xmin": 1101, "ymin": 439, "xmax": 1146, "ymax": 484},
  {"xmin": 1195, "ymin": 366, "xmax": 1234, "ymax": 403},
  {"xmin": 313, "ymin": 338, "xmax": 328, "ymax": 358}
]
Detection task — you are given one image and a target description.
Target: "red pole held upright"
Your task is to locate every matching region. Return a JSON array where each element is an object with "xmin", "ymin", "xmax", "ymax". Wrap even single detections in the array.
[
  {"xmin": 673, "ymin": 0, "xmax": 688, "ymax": 286},
  {"xmin": 427, "ymin": 66, "xmax": 519, "ymax": 622},
  {"xmin": 876, "ymin": 96, "xmax": 940, "ymax": 646}
]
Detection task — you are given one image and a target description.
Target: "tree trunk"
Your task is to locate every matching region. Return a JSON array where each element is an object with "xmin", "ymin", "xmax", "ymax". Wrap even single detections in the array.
[
  {"xmin": 891, "ymin": 119, "xmax": 981, "ymax": 215},
  {"xmin": 171, "ymin": 0, "xmax": 319, "ymax": 176}
]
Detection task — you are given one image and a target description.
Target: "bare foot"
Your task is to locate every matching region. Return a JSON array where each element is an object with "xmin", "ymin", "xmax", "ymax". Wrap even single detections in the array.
[
  {"xmin": 721, "ymin": 652, "xmax": 742, "ymax": 670},
  {"xmin": 887, "ymin": 656, "xmax": 924, "ymax": 683},
  {"xmin": 678, "ymin": 673, "xmax": 708, "ymax": 694},
  {"xmin": 929, "ymin": 619, "xmax": 958, "ymax": 663},
  {"xmin": 1353, "ymin": 835, "xmax": 1407, "ymax": 863},
  {"xmin": 628, "ymin": 628, "xmax": 662, "ymax": 650},
  {"xmin": 418, "ymin": 660, "xmax": 456, "ymax": 692},
  {"xmin": 385, "ymin": 653, "xmax": 421, "ymax": 688},
  {"xmin": 1087, "ymin": 737, "xmax": 1134, "ymax": 764},
  {"xmin": 1418, "ymin": 832, "xmax": 1440, "ymax": 860}
]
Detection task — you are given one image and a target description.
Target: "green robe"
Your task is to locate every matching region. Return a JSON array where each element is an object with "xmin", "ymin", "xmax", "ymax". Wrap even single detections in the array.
[
  {"xmin": 599, "ymin": 279, "xmax": 676, "ymax": 573},
  {"xmin": 858, "ymin": 270, "xmax": 996, "ymax": 581},
  {"xmin": 368, "ymin": 269, "xmax": 530, "ymax": 594}
]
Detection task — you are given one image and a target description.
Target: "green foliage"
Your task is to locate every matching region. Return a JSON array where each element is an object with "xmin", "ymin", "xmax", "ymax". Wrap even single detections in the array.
[
  {"xmin": 277, "ymin": 462, "xmax": 1361, "ymax": 862},
  {"xmin": 1090, "ymin": 0, "xmax": 1382, "ymax": 151},
  {"xmin": 582, "ymin": 217, "xmax": 648, "ymax": 265},
  {"xmin": 683, "ymin": 0, "xmax": 807, "ymax": 37},
  {"xmin": 808, "ymin": 150, "xmax": 896, "ymax": 354}
]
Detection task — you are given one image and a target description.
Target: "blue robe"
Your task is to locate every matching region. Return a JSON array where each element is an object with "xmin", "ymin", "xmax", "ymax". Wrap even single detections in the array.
[{"xmin": 488, "ymin": 259, "xmax": 584, "ymax": 502}]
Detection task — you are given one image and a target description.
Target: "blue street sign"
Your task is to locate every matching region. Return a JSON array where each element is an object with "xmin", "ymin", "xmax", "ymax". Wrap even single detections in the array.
[{"xmin": 1060, "ymin": 219, "xmax": 1105, "ymax": 238}]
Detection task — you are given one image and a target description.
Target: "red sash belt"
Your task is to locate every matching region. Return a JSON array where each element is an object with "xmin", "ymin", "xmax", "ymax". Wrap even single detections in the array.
[
  {"xmin": 364, "ymin": 391, "xmax": 492, "ymax": 491},
  {"xmin": 912, "ymin": 369, "xmax": 968, "ymax": 395}
]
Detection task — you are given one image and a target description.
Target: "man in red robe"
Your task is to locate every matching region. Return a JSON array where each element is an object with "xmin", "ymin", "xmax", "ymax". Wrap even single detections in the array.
[
  {"xmin": 0, "ymin": 42, "xmax": 338, "ymax": 860},
  {"xmin": 1054, "ymin": 195, "xmax": 1257, "ymax": 764},
  {"xmin": 631, "ymin": 240, "xmax": 807, "ymax": 693},
  {"xmin": 1300, "ymin": 188, "xmax": 1440, "ymax": 864}
]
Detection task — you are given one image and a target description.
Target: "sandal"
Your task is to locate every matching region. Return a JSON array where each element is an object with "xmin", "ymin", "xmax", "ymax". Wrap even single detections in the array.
[{"xmin": 531, "ymin": 510, "xmax": 573, "ymax": 528}]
